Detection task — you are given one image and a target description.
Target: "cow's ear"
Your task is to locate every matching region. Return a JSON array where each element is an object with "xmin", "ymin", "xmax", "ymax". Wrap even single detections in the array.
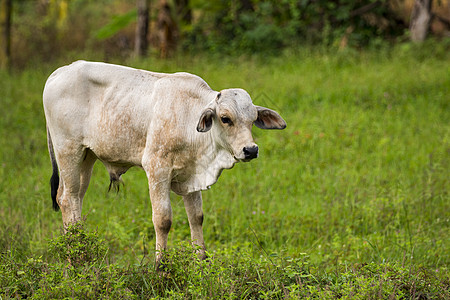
[
  {"xmin": 197, "ymin": 108, "xmax": 216, "ymax": 132},
  {"xmin": 254, "ymin": 106, "xmax": 287, "ymax": 130}
]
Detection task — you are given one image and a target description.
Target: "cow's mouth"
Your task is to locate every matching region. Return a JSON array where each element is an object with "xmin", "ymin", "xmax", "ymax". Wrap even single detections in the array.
[{"xmin": 234, "ymin": 156, "xmax": 254, "ymax": 163}]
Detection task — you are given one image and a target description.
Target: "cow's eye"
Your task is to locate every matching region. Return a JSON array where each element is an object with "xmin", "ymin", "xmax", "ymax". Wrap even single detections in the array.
[{"xmin": 221, "ymin": 116, "xmax": 232, "ymax": 125}]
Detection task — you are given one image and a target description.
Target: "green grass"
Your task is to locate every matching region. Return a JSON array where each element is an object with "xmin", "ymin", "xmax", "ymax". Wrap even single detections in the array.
[{"xmin": 1, "ymin": 43, "xmax": 449, "ymax": 298}]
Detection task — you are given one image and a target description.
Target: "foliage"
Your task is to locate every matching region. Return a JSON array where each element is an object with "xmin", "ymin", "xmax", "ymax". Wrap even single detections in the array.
[
  {"xmin": 48, "ymin": 222, "xmax": 108, "ymax": 267},
  {"xmin": 185, "ymin": 0, "xmax": 406, "ymax": 53},
  {"xmin": 0, "ymin": 230, "xmax": 133, "ymax": 299},
  {"xmin": 0, "ymin": 44, "xmax": 449, "ymax": 297},
  {"xmin": 1, "ymin": 224, "xmax": 449, "ymax": 299},
  {"xmin": 95, "ymin": 8, "xmax": 138, "ymax": 40},
  {"xmin": 8, "ymin": 0, "xmax": 436, "ymax": 66},
  {"xmin": 11, "ymin": 0, "xmax": 136, "ymax": 67}
]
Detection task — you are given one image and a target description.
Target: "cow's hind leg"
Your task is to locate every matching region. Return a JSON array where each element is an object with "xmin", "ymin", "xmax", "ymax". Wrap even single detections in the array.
[
  {"xmin": 183, "ymin": 191, "xmax": 207, "ymax": 260},
  {"xmin": 55, "ymin": 145, "xmax": 86, "ymax": 227}
]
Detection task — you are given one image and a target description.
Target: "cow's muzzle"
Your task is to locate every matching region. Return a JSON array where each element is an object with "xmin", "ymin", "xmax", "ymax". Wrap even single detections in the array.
[{"xmin": 243, "ymin": 145, "xmax": 259, "ymax": 161}]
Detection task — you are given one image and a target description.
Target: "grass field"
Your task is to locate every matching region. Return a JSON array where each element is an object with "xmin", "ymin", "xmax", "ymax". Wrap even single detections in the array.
[{"xmin": 0, "ymin": 43, "xmax": 449, "ymax": 298}]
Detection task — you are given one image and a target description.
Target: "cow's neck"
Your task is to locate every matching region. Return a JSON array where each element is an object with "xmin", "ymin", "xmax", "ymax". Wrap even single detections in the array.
[{"xmin": 171, "ymin": 132, "xmax": 236, "ymax": 195}]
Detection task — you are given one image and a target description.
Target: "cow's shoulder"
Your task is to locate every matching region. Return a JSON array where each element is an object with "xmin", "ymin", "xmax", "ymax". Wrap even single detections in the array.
[
  {"xmin": 151, "ymin": 72, "xmax": 214, "ymax": 109},
  {"xmin": 167, "ymin": 72, "xmax": 212, "ymax": 93}
]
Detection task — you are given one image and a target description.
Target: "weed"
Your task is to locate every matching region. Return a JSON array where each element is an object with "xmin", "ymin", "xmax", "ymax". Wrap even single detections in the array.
[{"xmin": 48, "ymin": 222, "xmax": 108, "ymax": 267}]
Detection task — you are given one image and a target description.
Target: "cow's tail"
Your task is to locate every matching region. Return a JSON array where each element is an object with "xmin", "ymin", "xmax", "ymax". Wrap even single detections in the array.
[{"xmin": 47, "ymin": 127, "xmax": 60, "ymax": 211}]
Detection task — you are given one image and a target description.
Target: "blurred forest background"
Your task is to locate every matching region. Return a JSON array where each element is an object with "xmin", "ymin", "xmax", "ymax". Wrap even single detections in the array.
[{"xmin": 1, "ymin": 0, "xmax": 449, "ymax": 69}]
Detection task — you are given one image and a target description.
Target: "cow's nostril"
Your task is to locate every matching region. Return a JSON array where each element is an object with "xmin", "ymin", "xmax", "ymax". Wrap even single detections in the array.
[{"xmin": 243, "ymin": 146, "xmax": 258, "ymax": 160}]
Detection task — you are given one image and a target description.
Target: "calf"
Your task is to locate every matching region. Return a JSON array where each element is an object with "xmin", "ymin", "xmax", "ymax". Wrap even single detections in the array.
[{"xmin": 43, "ymin": 61, "xmax": 286, "ymax": 266}]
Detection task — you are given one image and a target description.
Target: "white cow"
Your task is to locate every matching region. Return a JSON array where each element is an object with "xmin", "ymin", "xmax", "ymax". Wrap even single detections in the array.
[{"xmin": 43, "ymin": 60, "xmax": 286, "ymax": 267}]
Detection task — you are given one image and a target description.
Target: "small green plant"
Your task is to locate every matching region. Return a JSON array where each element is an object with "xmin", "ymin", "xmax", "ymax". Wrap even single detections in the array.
[{"xmin": 48, "ymin": 222, "xmax": 108, "ymax": 267}]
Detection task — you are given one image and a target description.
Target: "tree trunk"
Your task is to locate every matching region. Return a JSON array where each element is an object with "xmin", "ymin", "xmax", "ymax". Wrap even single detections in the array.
[
  {"xmin": 410, "ymin": 0, "xmax": 433, "ymax": 42},
  {"xmin": 156, "ymin": 0, "xmax": 177, "ymax": 58},
  {"xmin": 0, "ymin": 0, "xmax": 12, "ymax": 70},
  {"xmin": 135, "ymin": 0, "xmax": 149, "ymax": 57}
]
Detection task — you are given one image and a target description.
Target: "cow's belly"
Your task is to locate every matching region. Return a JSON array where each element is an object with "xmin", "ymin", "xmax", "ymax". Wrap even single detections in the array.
[
  {"xmin": 88, "ymin": 137, "xmax": 144, "ymax": 167},
  {"xmin": 86, "ymin": 109, "xmax": 147, "ymax": 166}
]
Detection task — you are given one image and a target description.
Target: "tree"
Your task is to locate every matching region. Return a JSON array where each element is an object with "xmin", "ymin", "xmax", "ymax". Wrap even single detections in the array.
[
  {"xmin": 0, "ymin": 0, "xmax": 12, "ymax": 70},
  {"xmin": 135, "ymin": 0, "xmax": 149, "ymax": 57},
  {"xmin": 410, "ymin": 0, "xmax": 433, "ymax": 42},
  {"xmin": 156, "ymin": 0, "xmax": 177, "ymax": 58}
]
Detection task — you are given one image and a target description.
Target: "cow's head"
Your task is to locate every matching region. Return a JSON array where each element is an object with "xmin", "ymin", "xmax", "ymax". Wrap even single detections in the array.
[{"xmin": 197, "ymin": 89, "xmax": 286, "ymax": 162}]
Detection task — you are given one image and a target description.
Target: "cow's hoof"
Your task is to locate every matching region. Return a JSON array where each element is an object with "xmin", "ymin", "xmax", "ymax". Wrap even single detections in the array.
[{"xmin": 155, "ymin": 256, "xmax": 170, "ymax": 275}]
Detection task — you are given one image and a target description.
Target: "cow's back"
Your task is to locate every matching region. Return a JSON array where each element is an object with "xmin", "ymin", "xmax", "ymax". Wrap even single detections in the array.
[
  {"xmin": 43, "ymin": 60, "xmax": 165, "ymax": 107},
  {"xmin": 43, "ymin": 61, "xmax": 163, "ymax": 165}
]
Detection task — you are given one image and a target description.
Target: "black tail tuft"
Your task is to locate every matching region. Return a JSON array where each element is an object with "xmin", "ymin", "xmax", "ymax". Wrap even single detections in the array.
[
  {"xmin": 51, "ymin": 171, "xmax": 60, "ymax": 211},
  {"xmin": 47, "ymin": 127, "xmax": 60, "ymax": 211}
]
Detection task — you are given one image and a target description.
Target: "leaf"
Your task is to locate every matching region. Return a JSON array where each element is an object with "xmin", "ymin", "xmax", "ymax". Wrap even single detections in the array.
[{"xmin": 94, "ymin": 9, "xmax": 137, "ymax": 40}]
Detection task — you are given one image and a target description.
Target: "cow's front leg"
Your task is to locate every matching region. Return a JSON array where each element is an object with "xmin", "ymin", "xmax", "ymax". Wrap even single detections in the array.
[
  {"xmin": 146, "ymin": 168, "xmax": 172, "ymax": 269},
  {"xmin": 183, "ymin": 191, "xmax": 207, "ymax": 260}
]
